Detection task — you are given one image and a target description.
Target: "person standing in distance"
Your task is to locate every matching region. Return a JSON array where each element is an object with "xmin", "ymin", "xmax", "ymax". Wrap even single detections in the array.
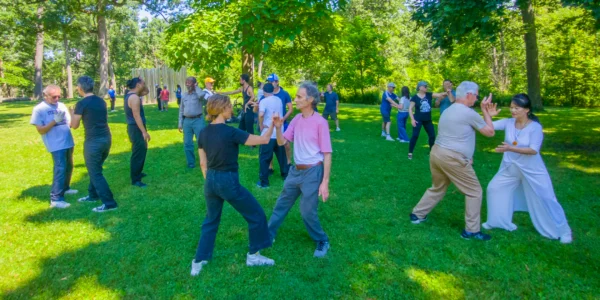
[
  {"xmin": 176, "ymin": 84, "xmax": 182, "ymax": 106},
  {"xmin": 30, "ymin": 84, "xmax": 78, "ymax": 209},
  {"xmin": 221, "ymin": 74, "xmax": 256, "ymax": 135},
  {"xmin": 191, "ymin": 94, "xmax": 279, "ymax": 276},
  {"xmin": 380, "ymin": 83, "xmax": 399, "ymax": 141},
  {"xmin": 179, "ymin": 77, "xmax": 207, "ymax": 169},
  {"xmin": 408, "ymin": 81, "xmax": 448, "ymax": 160},
  {"xmin": 160, "ymin": 85, "xmax": 170, "ymax": 112},
  {"xmin": 268, "ymin": 82, "xmax": 333, "ymax": 258},
  {"xmin": 396, "ymin": 86, "xmax": 411, "ymax": 143},
  {"xmin": 156, "ymin": 84, "xmax": 163, "ymax": 111},
  {"xmin": 124, "ymin": 77, "xmax": 151, "ymax": 188},
  {"xmin": 70, "ymin": 76, "xmax": 118, "ymax": 212},
  {"xmin": 438, "ymin": 79, "xmax": 456, "ymax": 116},
  {"xmin": 108, "ymin": 85, "xmax": 116, "ymax": 112},
  {"xmin": 322, "ymin": 84, "xmax": 341, "ymax": 132}
]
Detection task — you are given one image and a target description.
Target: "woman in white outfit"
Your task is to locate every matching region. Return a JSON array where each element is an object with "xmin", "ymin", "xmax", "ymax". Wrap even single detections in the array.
[{"xmin": 483, "ymin": 94, "xmax": 572, "ymax": 243}]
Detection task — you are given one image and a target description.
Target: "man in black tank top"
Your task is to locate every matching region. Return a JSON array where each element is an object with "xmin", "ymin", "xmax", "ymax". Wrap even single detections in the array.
[
  {"xmin": 125, "ymin": 78, "xmax": 151, "ymax": 187},
  {"xmin": 221, "ymin": 74, "xmax": 256, "ymax": 135}
]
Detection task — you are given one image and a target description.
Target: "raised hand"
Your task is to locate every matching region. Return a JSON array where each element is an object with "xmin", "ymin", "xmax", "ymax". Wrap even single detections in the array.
[
  {"xmin": 272, "ymin": 112, "xmax": 283, "ymax": 128},
  {"xmin": 486, "ymin": 102, "xmax": 502, "ymax": 117},
  {"xmin": 54, "ymin": 110, "xmax": 65, "ymax": 123}
]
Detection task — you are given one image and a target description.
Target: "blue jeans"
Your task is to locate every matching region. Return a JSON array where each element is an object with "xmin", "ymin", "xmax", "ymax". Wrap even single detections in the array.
[
  {"xmin": 396, "ymin": 112, "xmax": 409, "ymax": 141},
  {"xmin": 194, "ymin": 170, "xmax": 272, "ymax": 261},
  {"xmin": 50, "ymin": 147, "xmax": 74, "ymax": 202},
  {"xmin": 183, "ymin": 117, "xmax": 206, "ymax": 166}
]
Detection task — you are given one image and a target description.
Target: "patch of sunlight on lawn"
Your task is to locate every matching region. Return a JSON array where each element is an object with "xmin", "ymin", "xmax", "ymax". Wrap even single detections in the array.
[
  {"xmin": 559, "ymin": 162, "xmax": 600, "ymax": 174},
  {"xmin": 0, "ymin": 221, "xmax": 110, "ymax": 293},
  {"xmin": 406, "ymin": 268, "xmax": 464, "ymax": 299},
  {"xmin": 59, "ymin": 276, "xmax": 121, "ymax": 300}
]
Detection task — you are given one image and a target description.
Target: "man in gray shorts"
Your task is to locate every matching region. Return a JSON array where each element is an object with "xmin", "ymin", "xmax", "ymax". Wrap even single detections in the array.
[{"xmin": 321, "ymin": 84, "xmax": 340, "ymax": 131}]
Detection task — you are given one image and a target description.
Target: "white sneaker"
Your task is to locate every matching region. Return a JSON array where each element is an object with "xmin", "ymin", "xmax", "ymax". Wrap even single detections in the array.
[
  {"xmin": 336, "ymin": 127, "xmax": 340, "ymax": 132},
  {"xmin": 246, "ymin": 252, "xmax": 275, "ymax": 266},
  {"xmin": 560, "ymin": 232, "xmax": 573, "ymax": 244},
  {"xmin": 190, "ymin": 260, "xmax": 208, "ymax": 276},
  {"xmin": 400, "ymin": 140, "xmax": 409, "ymax": 143},
  {"xmin": 386, "ymin": 135, "xmax": 394, "ymax": 141},
  {"xmin": 65, "ymin": 189, "xmax": 78, "ymax": 195},
  {"xmin": 111, "ymin": 110, "xmax": 116, "ymax": 112},
  {"xmin": 50, "ymin": 201, "xmax": 71, "ymax": 209}
]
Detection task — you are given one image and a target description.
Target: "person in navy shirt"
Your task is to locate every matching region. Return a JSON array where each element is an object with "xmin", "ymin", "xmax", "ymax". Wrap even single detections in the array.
[
  {"xmin": 321, "ymin": 84, "xmax": 340, "ymax": 131},
  {"xmin": 380, "ymin": 83, "xmax": 399, "ymax": 141},
  {"xmin": 108, "ymin": 85, "xmax": 116, "ymax": 112}
]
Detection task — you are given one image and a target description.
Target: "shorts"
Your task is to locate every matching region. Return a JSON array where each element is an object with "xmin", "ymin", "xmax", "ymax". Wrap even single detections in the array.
[
  {"xmin": 380, "ymin": 107, "xmax": 391, "ymax": 123},
  {"xmin": 162, "ymin": 100, "xmax": 169, "ymax": 105},
  {"xmin": 322, "ymin": 110, "xmax": 337, "ymax": 121}
]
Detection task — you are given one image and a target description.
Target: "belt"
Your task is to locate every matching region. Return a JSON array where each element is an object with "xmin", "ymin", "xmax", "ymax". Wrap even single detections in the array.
[
  {"xmin": 185, "ymin": 114, "xmax": 202, "ymax": 119},
  {"xmin": 295, "ymin": 161, "xmax": 323, "ymax": 170}
]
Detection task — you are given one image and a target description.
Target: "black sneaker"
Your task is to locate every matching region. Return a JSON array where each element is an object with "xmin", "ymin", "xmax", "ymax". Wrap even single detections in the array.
[
  {"xmin": 141, "ymin": 173, "xmax": 147, "ymax": 178},
  {"xmin": 92, "ymin": 204, "xmax": 118, "ymax": 213},
  {"xmin": 256, "ymin": 181, "xmax": 270, "ymax": 189},
  {"xmin": 132, "ymin": 181, "xmax": 147, "ymax": 188},
  {"xmin": 461, "ymin": 230, "xmax": 491, "ymax": 241},
  {"xmin": 268, "ymin": 169, "xmax": 275, "ymax": 175},
  {"xmin": 409, "ymin": 213, "xmax": 427, "ymax": 224}
]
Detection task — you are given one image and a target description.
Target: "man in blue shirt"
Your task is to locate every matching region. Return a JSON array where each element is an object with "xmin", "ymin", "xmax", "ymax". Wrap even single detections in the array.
[
  {"xmin": 380, "ymin": 83, "xmax": 399, "ymax": 141},
  {"xmin": 267, "ymin": 73, "xmax": 292, "ymax": 165},
  {"xmin": 30, "ymin": 85, "xmax": 78, "ymax": 209},
  {"xmin": 438, "ymin": 79, "xmax": 456, "ymax": 116},
  {"xmin": 108, "ymin": 85, "xmax": 116, "ymax": 112},
  {"xmin": 321, "ymin": 84, "xmax": 340, "ymax": 131}
]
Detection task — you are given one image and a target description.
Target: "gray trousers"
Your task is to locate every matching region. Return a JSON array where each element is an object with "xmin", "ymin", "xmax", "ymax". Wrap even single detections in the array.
[
  {"xmin": 268, "ymin": 164, "xmax": 328, "ymax": 242},
  {"xmin": 183, "ymin": 117, "xmax": 205, "ymax": 166}
]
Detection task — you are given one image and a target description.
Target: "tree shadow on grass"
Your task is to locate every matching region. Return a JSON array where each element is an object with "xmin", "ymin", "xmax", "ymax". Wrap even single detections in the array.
[{"xmin": 0, "ymin": 113, "xmax": 31, "ymax": 129}]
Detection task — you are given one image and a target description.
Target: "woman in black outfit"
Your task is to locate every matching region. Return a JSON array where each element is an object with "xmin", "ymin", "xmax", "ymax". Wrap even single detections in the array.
[{"xmin": 190, "ymin": 94, "xmax": 280, "ymax": 276}]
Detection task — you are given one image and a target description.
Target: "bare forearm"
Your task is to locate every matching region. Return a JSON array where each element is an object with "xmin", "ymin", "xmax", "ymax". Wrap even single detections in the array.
[
  {"xmin": 134, "ymin": 114, "xmax": 146, "ymax": 134},
  {"xmin": 276, "ymin": 127, "xmax": 286, "ymax": 146},
  {"xmin": 36, "ymin": 121, "xmax": 56, "ymax": 134},
  {"xmin": 509, "ymin": 147, "xmax": 537, "ymax": 155},
  {"xmin": 322, "ymin": 153, "xmax": 332, "ymax": 184}
]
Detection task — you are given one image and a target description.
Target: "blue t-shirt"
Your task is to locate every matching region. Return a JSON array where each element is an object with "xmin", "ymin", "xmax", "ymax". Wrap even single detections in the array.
[
  {"xmin": 30, "ymin": 101, "xmax": 75, "ymax": 153},
  {"xmin": 323, "ymin": 91, "xmax": 339, "ymax": 111},
  {"xmin": 273, "ymin": 87, "xmax": 292, "ymax": 116},
  {"xmin": 439, "ymin": 90, "xmax": 456, "ymax": 115},
  {"xmin": 108, "ymin": 89, "xmax": 116, "ymax": 98},
  {"xmin": 74, "ymin": 95, "xmax": 111, "ymax": 139},
  {"xmin": 176, "ymin": 87, "xmax": 182, "ymax": 98},
  {"xmin": 381, "ymin": 91, "xmax": 398, "ymax": 111}
]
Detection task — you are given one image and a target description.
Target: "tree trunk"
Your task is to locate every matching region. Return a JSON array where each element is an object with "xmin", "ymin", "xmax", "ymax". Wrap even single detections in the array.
[
  {"xmin": 519, "ymin": 0, "xmax": 543, "ymax": 111},
  {"xmin": 109, "ymin": 61, "xmax": 116, "ymax": 91},
  {"xmin": 241, "ymin": 24, "xmax": 254, "ymax": 84},
  {"xmin": 34, "ymin": 5, "xmax": 44, "ymax": 100},
  {"xmin": 97, "ymin": 11, "xmax": 109, "ymax": 98},
  {"xmin": 499, "ymin": 30, "xmax": 510, "ymax": 92},
  {"xmin": 64, "ymin": 33, "xmax": 73, "ymax": 99},
  {"xmin": 0, "ymin": 58, "xmax": 5, "ymax": 100}
]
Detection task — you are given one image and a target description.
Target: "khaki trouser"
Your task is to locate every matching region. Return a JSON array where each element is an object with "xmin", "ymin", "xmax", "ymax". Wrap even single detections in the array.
[{"xmin": 412, "ymin": 145, "xmax": 483, "ymax": 233}]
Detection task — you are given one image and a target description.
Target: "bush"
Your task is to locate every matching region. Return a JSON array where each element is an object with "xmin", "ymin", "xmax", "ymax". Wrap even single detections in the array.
[{"xmin": 338, "ymin": 89, "xmax": 382, "ymax": 105}]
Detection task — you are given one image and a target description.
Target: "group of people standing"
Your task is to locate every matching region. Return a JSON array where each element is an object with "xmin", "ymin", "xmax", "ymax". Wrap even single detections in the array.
[{"xmin": 31, "ymin": 74, "xmax": 572, "ymax": 278}]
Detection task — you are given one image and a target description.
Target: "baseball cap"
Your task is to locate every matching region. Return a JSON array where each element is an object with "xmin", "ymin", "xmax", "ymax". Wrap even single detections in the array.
[
  {"xmin": 417, "ymin": 81, "xmax": 429, "ymax": 91},
  {"xmin": 267, "ymin": 73, "xmax": 279, "ymax": 82},
  {"xmin": 263, "ymin": 82, "xmax": 275, "ymax": 93},
  {"xmin": 387, "ymin": 82, "xmax": 396, "ymax": 88},
  {"xmin": 205, "ymin": 77, "xmax": 216, "ymax": 84}
]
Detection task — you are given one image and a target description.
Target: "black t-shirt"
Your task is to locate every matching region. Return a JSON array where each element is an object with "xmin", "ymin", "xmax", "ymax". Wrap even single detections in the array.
[
  {"xmin": 411, "ymin": 92, "xmax": 434, "ymax": 122},
  {"xmin": 74, "ymin": 95, "xmax": 111, "ymax": 139},
  {"xmin": 198, "ymin": 123, "xmax": 250, "ymax": 172}
]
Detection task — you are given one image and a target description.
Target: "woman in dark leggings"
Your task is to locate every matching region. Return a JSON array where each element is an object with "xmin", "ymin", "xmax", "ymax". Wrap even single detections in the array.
[
  {"xmin": 191, "ymin": 94, "xmax": 279, "ymax": 276},
  {"xmin": 408, "ymin": 81, "xmax": 447, "ymax": 160}
]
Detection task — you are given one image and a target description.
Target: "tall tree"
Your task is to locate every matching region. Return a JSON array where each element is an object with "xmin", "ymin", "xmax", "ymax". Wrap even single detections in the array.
[{"xmin": 34, "ymin": 4, "xmax": 44, "ymax": 100}]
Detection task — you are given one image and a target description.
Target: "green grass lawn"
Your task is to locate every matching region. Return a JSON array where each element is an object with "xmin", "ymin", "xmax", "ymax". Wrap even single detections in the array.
[{"xmin": 0, "ymin": 98, "xmax": 599, "ymax": 299}]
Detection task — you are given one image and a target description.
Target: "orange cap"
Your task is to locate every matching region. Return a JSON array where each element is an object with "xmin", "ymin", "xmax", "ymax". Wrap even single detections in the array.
[{"xmin": 205, "ymin": 77, "xmax": 216, "ymax": 84}]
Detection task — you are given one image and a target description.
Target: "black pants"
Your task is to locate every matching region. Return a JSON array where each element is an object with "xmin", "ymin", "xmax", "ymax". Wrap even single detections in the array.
[
  {"xmin": 83, "ymin": 136, "xmax": 117, "ymax": 207},
  {"xmin": 259, "ymin": 139, "xmax": 289, "ymax": 185},
  {"xmin": 238, "ymin": 110, "xmax": 255, "ymax": 135},
  {"xmin": 195, "ymin": 170, "xmax": 272, "ymax": 261},
  {"xmin": 157, "ymin": 98, "xmax": 162, "ymax": 110},
  {"xmin": 409, "ymin": 120, "xmax": 436, "ymax": 154},
  {"xmin": 177, "ymin": 97, "xmax": 181, "ymax": 106},
  {"xmin": 127, "ymin": 124, "xmax": 148, "ymax": 184},
  {"xmin": 110, "ymin": 97, "xmax": 115, "ymax": 111}
]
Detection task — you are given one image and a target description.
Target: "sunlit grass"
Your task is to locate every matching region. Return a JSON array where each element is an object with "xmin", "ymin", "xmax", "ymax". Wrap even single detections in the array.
[{"xmin": 0, "ymin": 100, "xmax": 598, "ymax": 298}]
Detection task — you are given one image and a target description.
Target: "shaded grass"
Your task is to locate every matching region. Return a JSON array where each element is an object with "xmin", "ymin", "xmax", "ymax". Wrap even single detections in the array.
[{"xmin": 0, "ymin": 99, "xmax": 599, "ymax": 299}]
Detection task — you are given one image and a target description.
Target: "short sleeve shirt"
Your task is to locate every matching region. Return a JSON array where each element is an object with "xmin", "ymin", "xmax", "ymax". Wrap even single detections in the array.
[
  {"xmin": 198, "ymin": 124, "xmax": 250, "ymax": 172},
  {"xmin": 435, "ymin": 103, "xmax": 486, "ymax": 159},
  {"xmin": 381, "ymin": 91, "xmax": 397, "ymax": 112},
  {"xmin": 259, "ymin": 95, "xmax": 283, "ymax": 138},
  {"xmin": 323, "ymin": 91, "xmax": 339, "ymax": 111},
  {"xmin": 74, "ymin": 95, "xmax": 111, "ymax": 139},
  {"xmin": 108, "ymin": 89, "xmax": 116, "ymax": 98},
  {"xmin": 439, "ymin": 90, "xmax": 456, "ymax": 115},
  {"xmin": 411, "ymin": 92, "xmax": 434, "ymax": 121},
  {"xmin": 283, "ymin": 113, "xmax": 332, "ymax": 165},
  {"xmin": 273, "ymin": 88, "xmax": 292, "ymax": 116},
  {"xmin": 30, "ymin": 101, "xmax": 74, "ymax": 153}
]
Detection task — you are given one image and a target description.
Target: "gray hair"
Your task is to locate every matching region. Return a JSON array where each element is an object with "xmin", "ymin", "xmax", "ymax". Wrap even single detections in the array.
[
  {"xmin": 77, "ymin": 76, "xmax": 95, "ymax": 93},
  {"xmin": 43, "ymin": 84, "xmax": 61, "ymax": 96},
  {"xmin": 299, "ymin": 81, "xmax": 320, "ymax": 107},
  {"xmin": 455, "ymin": 81, "xmax": 479, "ymax": 100}
]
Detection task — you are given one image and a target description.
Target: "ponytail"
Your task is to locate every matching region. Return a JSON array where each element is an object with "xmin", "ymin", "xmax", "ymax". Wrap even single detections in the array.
[{"xmin": 528, "ymin": 111, "xmax": 540, "ymax": 124}]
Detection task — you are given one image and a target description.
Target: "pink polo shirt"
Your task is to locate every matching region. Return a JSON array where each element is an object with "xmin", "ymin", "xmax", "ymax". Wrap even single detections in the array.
[{"xmin": 283, "ymin": 112, "xmax": 332, "ymax": 165}]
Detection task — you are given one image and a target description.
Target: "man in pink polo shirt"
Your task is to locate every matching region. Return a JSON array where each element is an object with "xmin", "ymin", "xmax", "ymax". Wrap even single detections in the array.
[{"xmin": 269, "ymin": 82, "xmax": 333, "ymax": 258}]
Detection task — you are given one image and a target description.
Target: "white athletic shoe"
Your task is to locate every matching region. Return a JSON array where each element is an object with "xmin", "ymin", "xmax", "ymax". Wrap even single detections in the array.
[
  {"xmin": 50, "ymin": 201, "xmax": 71, "ymax": 209},
  {"xmin": 246, "ymin": 252, "xmax": 275, "ymax": 266},
  {"xmin": 65, "ymin": 189, "xmax": 78, "ymax": 195},
  {"xmin": 560, "ymin": 232, "xmax": 573, "ymax": 244},
  {"xmin": 190, "ymin": 260, "xmax": 208, "ymax": 276},
  {"xmin": 381, "ymin": 132, "xmax": 386, "ymax": 137},
  {"xmin": 336, "ymin": 127, "xmax": 341, "ymax": 132},
  {"xmin": 386, "ymin": 135, "xmax": 394, "ymax": 141}
]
